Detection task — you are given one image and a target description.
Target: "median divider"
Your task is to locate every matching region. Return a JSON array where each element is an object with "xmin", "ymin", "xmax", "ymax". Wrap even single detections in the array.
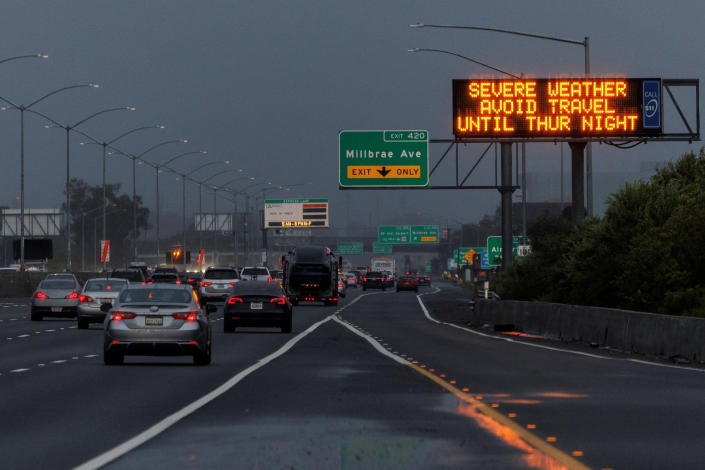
[{"xmin": 473, "ymin": 300, "xmax": 705, "ymax": 362}]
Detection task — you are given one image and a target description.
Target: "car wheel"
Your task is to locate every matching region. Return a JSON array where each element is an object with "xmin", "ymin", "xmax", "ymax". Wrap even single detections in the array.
[
  {"xmin": 382, "ymin": 287, "xmax": 386, "ymax": 291},
  {"xmin": 194, "ymin": 342, "xmax": 212, "ymax": 365},
  {"xmin": 281, "ymin": 314, "xmax": 292, "ymax": 333},
  {"xmin": 396, "ymin": 288, "xmax": 400, "ymax": 292},
  {"xmin": 104, "ymin": 350, "xmax": 124, "ymax": 365},
  {"xmin": 415, "ymin": 288, "xmax": 418, "ymax": 293},
  {"xmin": 362, "ymin": 286, "xmax": 367, "ymax": 291},
  {"xmin": 223, "ymin": 320, "xmax": 234, "ymax": 333},
  {"xmin": 77, "ymin": 317, "xmax": 89, "ymax": 329},
  {"xmin": 30, "ymin": 310, "xmax": 43, "ymax": 321}
]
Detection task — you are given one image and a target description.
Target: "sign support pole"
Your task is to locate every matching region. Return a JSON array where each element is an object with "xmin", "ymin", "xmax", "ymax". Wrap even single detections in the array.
[
  {"xmin": 500, "ymin": 142, "xmax": 514, "ymax": 268},
  {"xmin": 570, "ymin": 142, "xmax": 586, "ymax": 224}
]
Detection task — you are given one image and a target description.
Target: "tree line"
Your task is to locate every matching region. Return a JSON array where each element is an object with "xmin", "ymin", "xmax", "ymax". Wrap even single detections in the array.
[{"xmin": 496, "ymin": 148, "xmax": 705, "ymax": 317}]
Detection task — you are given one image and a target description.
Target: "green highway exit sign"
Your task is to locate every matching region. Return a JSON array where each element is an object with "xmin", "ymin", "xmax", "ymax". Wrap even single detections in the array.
[
  {"xmin": 486, "ymin": 236, "xmax": 522, "ymax": 266},
  {"xmin": 379, "ymin": 225, "xmax": 439, "ymax": 244},
  {"xmin": 339, "ymin": 130, "xmax": 429, "ymax": 187}
]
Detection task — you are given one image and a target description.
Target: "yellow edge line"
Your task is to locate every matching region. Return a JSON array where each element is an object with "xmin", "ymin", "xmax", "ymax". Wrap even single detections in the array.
[{"xmin": 407, "ymin": 363, "xmax": 592, "ymax": 470}]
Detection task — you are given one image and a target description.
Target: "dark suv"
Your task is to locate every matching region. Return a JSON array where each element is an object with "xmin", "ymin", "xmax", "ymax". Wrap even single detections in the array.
[{"xmin": 362, "ymin": 271, "xmax": 386, "ymax": 291}]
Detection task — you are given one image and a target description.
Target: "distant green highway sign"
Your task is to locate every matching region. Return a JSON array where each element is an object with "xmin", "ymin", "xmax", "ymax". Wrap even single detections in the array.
[
  {"xmin": 373, "ymin": 242, "xmax": 392, "ymax": 254},
  {"xmin": 337, "ymin": 242, "xmax": 363, "ymax": 255},
  {"xmin": 339, "ymin": 130, "xmax": 429, "ymax": 187},
  {"xmin": 486, "ymin": 236, "xmax": 522, "ymax": 266},
  {"xmin": 378, "ymin": 225, "xmax": 439, "ymax": 244}
]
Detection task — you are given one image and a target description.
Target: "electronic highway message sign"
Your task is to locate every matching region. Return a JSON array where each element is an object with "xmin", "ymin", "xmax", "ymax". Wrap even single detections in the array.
[
  {"xmin": 453, "ymin": 78, "xmax": 662, "ymax": 139},
  {"xmin": 264, "ymin": 199, "xmax": 328, "ymax": 228}
]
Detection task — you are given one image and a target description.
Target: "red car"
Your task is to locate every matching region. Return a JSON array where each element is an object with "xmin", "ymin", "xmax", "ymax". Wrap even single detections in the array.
[{"xmin": 396, "ymin": 275, "xmax": 418, "ymax": 292}]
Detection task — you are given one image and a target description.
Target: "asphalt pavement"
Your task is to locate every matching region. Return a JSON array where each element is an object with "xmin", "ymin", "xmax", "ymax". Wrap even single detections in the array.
[{"xmin": 1, "ymin": 286, "xmax": 704, "ymax": 469}]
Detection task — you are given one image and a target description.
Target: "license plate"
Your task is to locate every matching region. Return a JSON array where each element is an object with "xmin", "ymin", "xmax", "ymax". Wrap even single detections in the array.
[
  {"xmin": 99, "ymin": 298, "xmax": 112, "ymax": 304},
  {"xmin": 51, "ymin": 307, "xmax": 62, "ymax": 313},
  {"xmin": 250, "ymin": 302, "xmax": 263, "ymax": 310},
  {"xmin": 145, "ymin": 316, "xmax": 163, "ymax": 326}
]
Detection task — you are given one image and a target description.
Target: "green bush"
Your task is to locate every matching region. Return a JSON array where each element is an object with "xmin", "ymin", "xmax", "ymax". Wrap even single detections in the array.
[{"xmin": 497, "ymin": 148, "xmax": 705, "ymax": 316}]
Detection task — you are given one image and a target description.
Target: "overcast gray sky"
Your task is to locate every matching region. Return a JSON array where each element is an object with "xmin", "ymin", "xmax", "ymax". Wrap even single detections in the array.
[{"xmin": 1, "ymin": 0, "xmax": 703, "ymax": 234}]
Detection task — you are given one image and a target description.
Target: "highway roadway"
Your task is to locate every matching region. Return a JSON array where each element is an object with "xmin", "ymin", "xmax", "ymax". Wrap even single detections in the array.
[{"xmin": 1, "ymin": 284, "xmax": 704, "ymax": 469}]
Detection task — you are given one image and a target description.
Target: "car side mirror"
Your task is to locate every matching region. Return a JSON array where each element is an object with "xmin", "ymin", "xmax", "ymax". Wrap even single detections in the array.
[
  {"xmin": 100, "ymin": 303, "xmax": 112, "ymax": 313},
  {"xmin": 206, "ymin": 304, "xmax": 218, "ymax": 314}
]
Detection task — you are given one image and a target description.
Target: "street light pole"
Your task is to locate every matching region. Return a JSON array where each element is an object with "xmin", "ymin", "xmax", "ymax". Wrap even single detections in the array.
[
  {"xmin": 35, "ymin": 106, "xmax": 136, "ymax": 272},
  {"xmin": 0, "ymin": 83, "xmax": 99, "ymax": 270},
  {"xmin": 411, "ymin": 22, "xmax": 591, "ymax": 216}
]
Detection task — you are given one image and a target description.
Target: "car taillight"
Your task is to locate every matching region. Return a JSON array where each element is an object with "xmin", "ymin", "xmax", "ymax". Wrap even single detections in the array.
[
  {"xmin": 363, "ymin": 277, "xmax": 367, "ymax": 282},
  {"xmin": 175, "ymin": 280, "xmax": 181, "ymax": 285},
  {"xmin": 172, "ymin": 311, "xmax": 198, "ymax": 321},
  {"xmin": 111, "ymin": 311, "xmax": 136, "ymax": 321},
  {"xmin": 65, "ymin": 292, "xmax": 79, "ymax": 300},
  {"xmin": 200, "ymin": 281, "xmax": 212, "ymax": 286},
  {"xmin": 34, "ymin": 291, "xmax": 48, "ymax": 299},
  {"xmin": 270, "ymin": 297, "xmax": 286, "ymax": 305},
  {"xmin": 230, "ymin": 281, "xmax": 237, "ymax": 286},
  {"xmin": 79, "ymin": 295, "xmax": 94, "ymax": 303},
  {"xmin": 227, "ymin": 297, "xmax": 243, "ymax": 304},
  {"xmin": 267, "ymin": 276, "xmax": 272, "ymax": 281}
]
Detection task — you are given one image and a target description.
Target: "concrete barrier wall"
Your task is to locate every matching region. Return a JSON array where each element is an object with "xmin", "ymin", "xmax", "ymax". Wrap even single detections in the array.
[
  {"xmin": 0, "ymin": 272, "xmax": 100, "ymax": 298},
  {"xmin": 473, "ymin": 300, "xmax": 705, "ymax": 362}
]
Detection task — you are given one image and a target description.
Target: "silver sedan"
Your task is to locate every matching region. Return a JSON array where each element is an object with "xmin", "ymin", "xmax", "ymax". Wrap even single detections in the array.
[
  {"xmin": 77, "ymin": 278, "xmax": 129, "ymax": 329},
  {"xmin": 31, "ymin": 274, "xmax": 82, "ymax": 321},
  {"xmin": 103, "ymin": 284, "xmax": 214, "ymax": 365}
]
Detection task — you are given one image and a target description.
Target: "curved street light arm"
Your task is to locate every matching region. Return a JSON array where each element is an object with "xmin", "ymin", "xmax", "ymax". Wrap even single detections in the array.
[
  {"xmin": 27, "ymin": 83, "xmax": 97, "ymax": 110},
  {"xmin": 24, "ymin": 108, "xmax": 67, "ymax": 129},
  {"xmin": 411, "ymin": 23, "xmax": 585, "ymax": 46},
  {"xmin": 73, "ymin": 128, "xmax": 101, "ymax": 145},
  {"xmin": 71, "ymin": 106, "xmax": 135, "ymax": 129},
  {"xmin": 0, "ymin": 95, "xmax": 20, "ymax": 109},
  {"xmin": 0, "ymin": 53, "xmax": 48, "ymax": 65},
  {"xmin": 161, "ymin": 150, "xmax": 207, "ymax": 168},
  {"xmin": 107, "ymin": 125, "xmax": 162, "ymax": 146},
  {"xmin": 220, "ymin": 176, "xmax": 255, "ymax": 187},
  {"xmin": 185, "ymin": 160, "xmax": 229, "ymax": 177},
  {"xmin": 409, "ymin": 48, "xmax": 520, "ymax": 79},
  {"xmin": 136, "ymin": 138, "xmax": 185, "ymax": 160},
  {"xmin": 200, "ymin": 168, "xmax": 245, "ymax": 184}
]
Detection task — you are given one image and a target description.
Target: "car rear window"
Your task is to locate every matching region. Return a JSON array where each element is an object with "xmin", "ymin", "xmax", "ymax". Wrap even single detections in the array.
[
  {"xmin": 241, "ymin": 267, "xmax": 269, "ymax": 276},
  {"xmin": 232, "ymin": 281, "xmax": 283, "ymax": 296},
  {"xmin": 366, "ymin": 272, "xmax": 383, "ymax": 279},
  {"xmin": 85, "ymin": 280, "xmax": 127, "ymax": 292},
  {"xmin": 111, "ymin": 271, "xmax": 143, "ymax": 282},
  {"xmin": 119, "ymin": 288, "xmax": 192, "ymax": 303},
  {"xmin": 204, "ymin": 269, "xmax": 239, "ymax": 280},
  {"xmin": 41, "ymin": 280, "xmax": 75, "ymax": 289}
]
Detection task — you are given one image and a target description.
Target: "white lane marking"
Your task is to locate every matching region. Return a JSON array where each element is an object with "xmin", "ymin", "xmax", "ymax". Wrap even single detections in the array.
[
  {"xmin": 418, "ymin": 287, "xmax": 705, "ymax": 372},
  {"xmin": 416, "ymin": 290, "xmax": 607, "ymax": 360},
  {"xmin": 51, "ymin": 360, "xmax": 67, "ymax": 364},
  {"xmin": 38, "ymin": 364, "xmax": 46, "ymax": 367},
  {"xmin": 74, "ymin": 289, "xmax": 384, "ymax": 470},
  {"xmin": 45, "ymin": 329, "xmax": 56, "ymax": 332},
  {"xmin": 72, "ymin": 356, "xmax": 79, "ymax": 360},
  {"xmin": 10, "ymin": 318, "xmax": 17, "ymax": 321},
  {"xmin": 10, "ymin": 368, "xmax": 30, "ymax": 373},
  {"xmin": 627, "ymin": 359, "xmax": 705, "ymax": 373},
  {"xmin": 333, "ymin": 316, "xmax": 409, "ymax": 366},
  {"xmin": 83, "ymin": 354, "xmax": 97, "ymax": 358},
  {"xmin": 17, "ymin": 334, "xmax": 30, "ymax": 338}
]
